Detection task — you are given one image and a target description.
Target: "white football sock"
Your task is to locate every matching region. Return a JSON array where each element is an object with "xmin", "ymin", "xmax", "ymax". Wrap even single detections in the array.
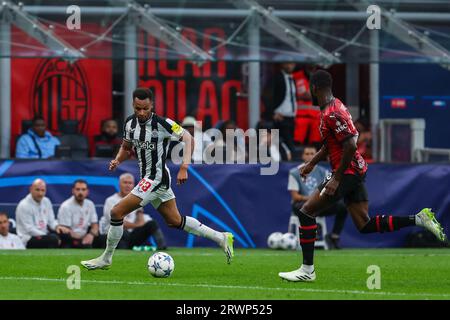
[
  {"xmin": 415, "ymin": 215, "xmax": 422, "ymax": 226},
  {"xmin": 183, "ymin": 216, "xmax": 224, "ymax": 245},
  {"xmin": 301, "ymin": 264, "xmax": 315, "ymax": 273},
  {"xmin": 103, "ymin": 224, "xmax": 123, "ymax": 262}
]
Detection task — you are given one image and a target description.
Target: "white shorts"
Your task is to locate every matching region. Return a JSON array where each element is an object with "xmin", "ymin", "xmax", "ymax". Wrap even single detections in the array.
[{"xmin": 131, "ymin": 177, "xmax": 175, "ymax": 209}]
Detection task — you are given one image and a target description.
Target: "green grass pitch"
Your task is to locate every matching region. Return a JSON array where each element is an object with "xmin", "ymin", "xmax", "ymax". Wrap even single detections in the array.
[{"xmin": 0, "ymin": 248, "xmax": 449, "ymax": 300}]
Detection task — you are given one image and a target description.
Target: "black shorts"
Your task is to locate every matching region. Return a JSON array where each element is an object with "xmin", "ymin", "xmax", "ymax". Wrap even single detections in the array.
[
  {"xmin": 318, "ymin": 173, "xmax": 369, "ymax": 205},
  {"xmin": 292, "ymin": 200, "xmax": 347, "ymax": 217}
]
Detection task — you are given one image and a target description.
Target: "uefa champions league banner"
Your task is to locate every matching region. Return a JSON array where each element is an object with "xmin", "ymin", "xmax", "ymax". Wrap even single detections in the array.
[{"xmin": 0, "ymin": 160, "xmax": 449, "ymax": 248}]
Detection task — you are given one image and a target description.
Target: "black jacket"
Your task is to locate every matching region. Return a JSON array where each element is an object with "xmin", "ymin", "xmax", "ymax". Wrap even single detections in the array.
[{"xmin": 262, "ymin": 71, "xmax": 289, "ymax": 121}]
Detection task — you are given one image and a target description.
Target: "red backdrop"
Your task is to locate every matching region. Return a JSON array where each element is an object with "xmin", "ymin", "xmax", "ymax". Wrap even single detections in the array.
[
  {"xmin": 138, "ymin": 27, "xmax": 249, "ymax": 130},
  {"xmin": 10, "ymin": 24, "xmax": 112, "ymax": 156}
]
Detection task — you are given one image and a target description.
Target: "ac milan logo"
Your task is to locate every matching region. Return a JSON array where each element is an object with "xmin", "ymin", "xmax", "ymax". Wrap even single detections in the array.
[{"xmin": 31, "ymin": 58, "xmax": 90, "ymax": 134}]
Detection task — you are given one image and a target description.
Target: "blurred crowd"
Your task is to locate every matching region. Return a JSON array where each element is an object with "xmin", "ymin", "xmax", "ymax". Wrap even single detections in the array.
[{"xmin": 14, "ymin": 63, "xmax": 372, "ymax": 163}]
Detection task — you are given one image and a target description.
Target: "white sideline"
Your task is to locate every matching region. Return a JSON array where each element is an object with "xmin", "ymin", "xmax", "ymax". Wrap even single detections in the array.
[
  {"xmin": 1, "ymin": 251, "xmax": 450, "ymax": 257},
  {"xmin": 0, "ymin": 276, "xmax": 449, "ymax": 298}
]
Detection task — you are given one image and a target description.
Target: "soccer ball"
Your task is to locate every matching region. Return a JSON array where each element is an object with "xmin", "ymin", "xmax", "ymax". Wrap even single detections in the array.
[
  {"xmin": 280, "ymin": 233, "xmax": 298, "ymax": 250},
  {"xmin": 267, "ymin": 232, "xmax": 283, "ymax": 249},
  {"xmin": 147, "ymin": 252, "xmax": 175, "ymax": 278}
]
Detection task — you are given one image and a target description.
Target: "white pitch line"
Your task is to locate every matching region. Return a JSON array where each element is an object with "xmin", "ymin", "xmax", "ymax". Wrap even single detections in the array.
[
  {"xmin": 1, "ymin": 251, "xmax": 450, "ymax": 257},
  {"xmin": 0, "ymin": 276, "xmax": 449, "ymax": 299},
  {"xmin": 318, "ymin": 253, "xmax": 450, "ymax": 257}
]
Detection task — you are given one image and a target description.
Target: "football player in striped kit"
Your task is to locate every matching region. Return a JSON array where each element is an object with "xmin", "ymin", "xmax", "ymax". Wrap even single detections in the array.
[{"xmin": 81, "ymin": 88, "xmax": 234, "ymax": 270}]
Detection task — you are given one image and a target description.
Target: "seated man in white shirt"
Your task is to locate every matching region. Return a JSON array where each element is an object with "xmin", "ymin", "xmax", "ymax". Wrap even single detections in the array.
[
  {"xmin": 0, "ymin": 212, "xmax": 25, "ymax": 250},
  {"xmin": 287, "ymin": 146, "xmax": 348, "ymax": 249},
  {"xmin": 16, "ymin": 179, "xmax": 70, "ymax": 248},
  {"xmin": 57, "ymin": 179, "xmax": 101, "ymax": 248},
  {"xmin": 101, "ymin": 173, "xmax": 167, "ymax": 250}
]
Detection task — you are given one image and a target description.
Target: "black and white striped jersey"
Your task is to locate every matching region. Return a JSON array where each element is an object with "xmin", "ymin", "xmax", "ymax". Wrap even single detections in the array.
[{"xmin": 123, "ymin": 113, "xmax": 185, "ymax": 186}]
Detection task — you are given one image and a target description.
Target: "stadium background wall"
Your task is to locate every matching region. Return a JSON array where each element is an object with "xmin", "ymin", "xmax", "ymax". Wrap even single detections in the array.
[
  {"xmin": 380, "ymin": 63, "xmax": 450, "ymax": 149},
  {"xmin": 0, "ymin": 160, "xmax": 448, "ymax": 248}
]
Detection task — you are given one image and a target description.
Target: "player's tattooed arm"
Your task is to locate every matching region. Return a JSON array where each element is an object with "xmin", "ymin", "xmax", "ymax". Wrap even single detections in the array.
[
  {"xmin": 177, "ymin": 131, "xmax": 195, "ymax": 185},
  {"xmin": 109, "ymin": 140, "xmax": 133, "ymax": 171},
  {"xmin": 300, "ymin": 145, "xmax": 328, "ymax": 178}
]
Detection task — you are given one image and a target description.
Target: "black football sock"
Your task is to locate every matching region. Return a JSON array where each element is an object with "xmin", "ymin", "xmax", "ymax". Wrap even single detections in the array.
[
  {"xmin": 331, "ymin": 204, "xmax": 347, "ymax": 235},
  {"xmin": 360, "ymin": 215, "xmax": 416, "ymax": 233},
  {"xmin": 296, "ymin": 208, "xmax": 317, "ymax": 266}
]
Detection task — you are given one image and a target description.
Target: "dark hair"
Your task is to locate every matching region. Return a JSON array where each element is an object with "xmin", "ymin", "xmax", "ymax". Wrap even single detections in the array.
[
  {"xmin": 133, "ymin": 87, "xmax": 154, "ymax": 101},
  {"xmin": 219, "ymin": 120, "xmax": 236, "ymax": 136},
  {"xmin": 101, "ymin": 119, "xmax": 118, "ymax": 129},
  {"xmin": 0, "ymin": 212, "xmax": 8, "ymax": 219},
  {"xmin": 303, "ymin": 145, "xmax": 317, "ymax": 152},
  {"xmin": 355, "ymin": 117, "xmax": 370, "ymax": 130},
  {"xmin": 256, "ymin": 120, "xmax": 274, "ymax": 131},
  {"xmin": 310, "ymin": 70, "xmax": 332, "ymax": 89},
  {"xmin": 32, "ymin": 115, "xmax": 45, "ymax": 125},
  {"xmin": 72, "ymin": 179, "xmax": 88, "ymax": 188}
]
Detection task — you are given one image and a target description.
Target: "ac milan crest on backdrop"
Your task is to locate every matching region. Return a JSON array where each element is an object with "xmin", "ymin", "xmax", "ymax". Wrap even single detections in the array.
[
  {"xmin": 11, "ymin": 58, "xmax": 112, "ymax": 156},
  {"xmin": 31, "ymin": 58, "xmax": 90, "ymax": 134},
  {"xmin": 10, "ymin": 24, "xmax": 112, "ymax": 157}
]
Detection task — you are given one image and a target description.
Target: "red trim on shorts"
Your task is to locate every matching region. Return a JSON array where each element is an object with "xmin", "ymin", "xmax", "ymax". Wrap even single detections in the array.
[
  {"xmin": 300, "ymin": 238, "xmax": 317, "ymax": 244},
  {"xmin": 376, "ymin": 215, "xmax": 381, "ymax": 232},
  {"xmin": 299, "ymin": 225, "xmax": 317, "ymax": 230},
  {"xmin": 388, "ymin": 215, "xmax": 394, "ymax": 232}
]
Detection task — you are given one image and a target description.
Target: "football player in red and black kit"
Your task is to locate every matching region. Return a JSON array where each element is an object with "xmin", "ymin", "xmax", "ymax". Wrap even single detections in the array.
[{"xmin": 279, "ymin": 70, "xmax": 447, "ymax": 282}]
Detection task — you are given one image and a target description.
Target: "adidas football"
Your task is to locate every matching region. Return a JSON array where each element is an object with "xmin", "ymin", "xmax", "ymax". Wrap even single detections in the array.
[
  {"xmin": 267, "ymin": 232, "xmax": 283, "ymax": 249},
  {"xmin": 280, "ymin": 232, "xmax": 298, "ymax": 250},
  {"xmin": 147, "ymin": 252, "xmax": 175, "ymax": 278}
]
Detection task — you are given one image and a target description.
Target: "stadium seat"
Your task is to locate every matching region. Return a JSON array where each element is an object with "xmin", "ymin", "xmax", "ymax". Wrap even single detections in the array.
[
  {"xmin": 95, "ymin": 144, "xmax": 114, "ymax": 158},
  {"xmin": 21, "ymin": 120, "xmax": 32, "ymax": 134},
  {"xmin": 54, "ymin": 145, "xmax": 72, "ymax": 159},
  {"xmin": 8, "ymin": 218, "xmax": 17, "ymax": 235},
  {"xmin": 58, "ymin": 134, "xmax": 89, "ymax": 159},
  {"xmin": 8, "ymin": 218, "xmax": 16, "ymax": 229},
  {"xmin": 60, "ymin": 120, "xmax": 79, "ymax": 134},
  {"xmin": 315, "ymin": 217, "xmax": 329, "ymax": 250}
]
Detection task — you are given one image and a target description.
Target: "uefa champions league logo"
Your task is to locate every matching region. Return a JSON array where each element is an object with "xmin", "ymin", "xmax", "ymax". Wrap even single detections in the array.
[{"xmin": 305, "ymin": 176, "xmax": 318, "ymax": 191}]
